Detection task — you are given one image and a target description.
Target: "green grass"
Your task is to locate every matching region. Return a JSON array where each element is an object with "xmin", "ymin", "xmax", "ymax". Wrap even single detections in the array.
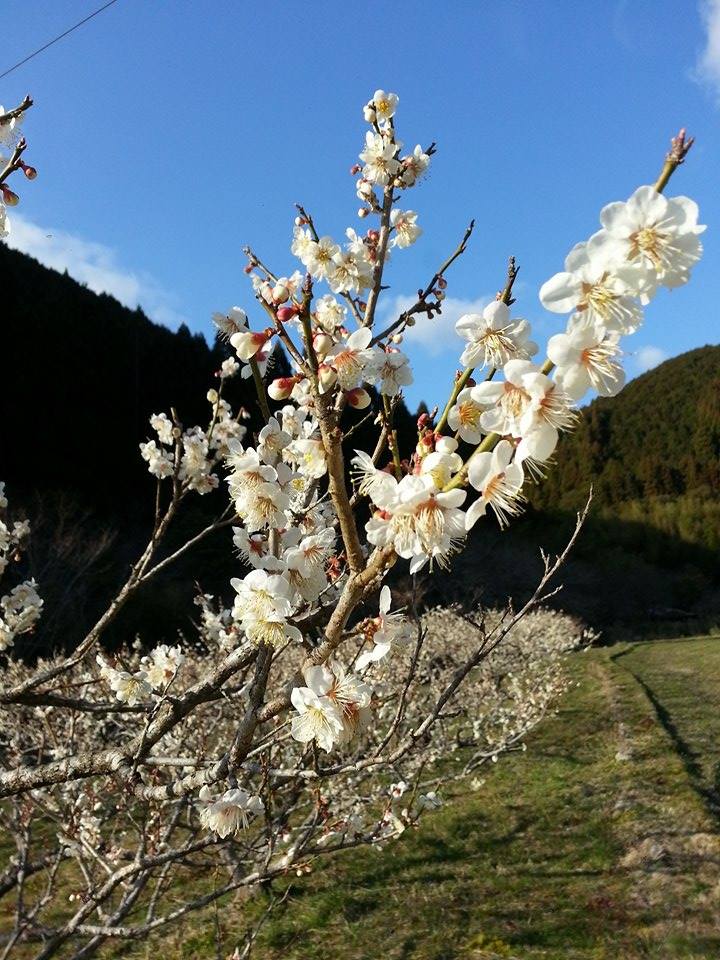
[{"xmin": 106, "ymin": 637, "xmax": 720, "ymax": 960}]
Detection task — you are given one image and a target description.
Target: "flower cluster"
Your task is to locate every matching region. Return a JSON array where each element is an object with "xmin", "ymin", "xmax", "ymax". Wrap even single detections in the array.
[
  {"xmin": 139, "ymin": 392, "xmax": 248, "ymax": 491},
  {"xmin": 0, "ymin": 484, "xmax": 42, "ymax": 652}
]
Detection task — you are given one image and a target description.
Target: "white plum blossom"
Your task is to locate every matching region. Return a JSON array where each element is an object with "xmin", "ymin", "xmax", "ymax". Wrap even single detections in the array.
[
  {"xmin": 546, "ymin": 324, "xmax": 625, "ymax": 401},
  {"xmin": 539, "ymin": 234, "xmax": 644, "ymax": 334},
  {"xmin": 400, "ymin": 144, "xmax": 431, "ymax": 187},
  {"xmin": 359, "ymin": 131, "xmax": 401, "ymax": 186},
  {"xmin": 371, "ymin": 89, "xmax": 399, "ymax": 123},
  {"xmin": 595, "ymin": 185, "xmax": 706, "ymax": 300},
  {"xmin": 219, "ymin": 356, "xmax": 240, "ymax": 379},
  {"xmin": 471, "ymin": 359, "xmax": 538, "ymax": 437},
  {"xmin": 107, "ymin": 669, "xmax": 152, "ymax": 705},
  {"xmin": 456, "ymin": 301, "xmax": 538, "ymax": 370},
  {"xmin": 139, "ymin": 440, "xmax": 173, "ymax": 478},
  {"xmin": 357, "ymin": 586, "xmax": 414, "ymax": 670},
  {"xmin": 367, "ymin": 347, "xmax": 413, "ymax": 396},
  {"xmin": 390, "ymin": 209, "xmax": 422, "ymax": 248},
  {"xmin": 142, "ymin": 644, "xmax": 184, "ymax": 689},
  {"xmin": 362, "ymin": 471, "xmax": 467, "ymax": 574},
  {"xmin": 324, "ymin": 327, "xmax": 377, "ymax": 391},
  {"xmin": 465, "ymin": 440, "xmax": 525, "ymax": 530},
  {"xmin": 448, "ymin": 388, "xmax": 485, "ymax": 445},
  {"xmin": 291, "ymin": 666, "xmax": 345, "ymax": 752},
  {"xmin": 199, "ymin": 787, "xmax": 264, "ymax": 838},
  {"xmin": 315, "ymin": 295, "xmax": 346, "ymax": 333},
  {"xmin": 212, "ymin": 306, "xmax": 248, "ymax": 340}
]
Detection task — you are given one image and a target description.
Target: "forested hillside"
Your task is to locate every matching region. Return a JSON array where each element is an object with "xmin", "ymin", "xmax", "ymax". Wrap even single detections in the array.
[{"xmin": 532, "ymin": 345, "xmax": 720, "ymax": 552}]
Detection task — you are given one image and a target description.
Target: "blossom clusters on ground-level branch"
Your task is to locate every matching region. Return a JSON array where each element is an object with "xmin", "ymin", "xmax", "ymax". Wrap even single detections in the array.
[{"xmin": 0, "ymin": 89, "xmax": 704, "ymax": 958}]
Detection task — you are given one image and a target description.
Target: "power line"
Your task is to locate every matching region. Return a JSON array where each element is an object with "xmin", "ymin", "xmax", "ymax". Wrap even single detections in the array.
[{"xmin": 0, "ymin": 0, "xmax": 121, "ymax": 81}]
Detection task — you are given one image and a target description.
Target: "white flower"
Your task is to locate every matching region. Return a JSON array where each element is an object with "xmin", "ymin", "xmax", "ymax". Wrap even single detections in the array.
[
  {"xmin": 357, "ymin": 586, "xmax": 414, "ymax": 670},
  {"xmin": 546, "ymin": 324, "xmax": 624, "ymax": 401},
  {"xmin": 291, "ymin": 667, "xmax": 344, "ymax": 752},
  {"xmin": 400, "ymin": 144, "xmax": 431, "ymax": 187},
  {"xmin": 371, "ymin": 89, "xmax": 399, "ymax": 122},
  {"xmin": 366, "ymin": 348, "xmax": 413, "ymax": 396},
  {"xmin": 324, "ymin": 327, "xmax": 376, "ymax": 391},
  {"xmin": 389, "ymin": 780, "xmax": 409, "ymax": 799},
  {"xmin": 150, "ymin": 412, "xmax": 174, "ymax": 446},
  {"xmin": 230, "ymin": 329, "xmax": 271, "ymax": 362},
  {"xmin": 108, "ymin": 670, "xmax": 152, "ymax": 705},
  {"xmin": 315, "ymin": 295, "xmax": 346, "ymax": 333},
  {"xmin": 199, "ymin": 787, "xmax": 263, "ymax": 838},
  {"xmin": 220, "ymin": 357, "xmax": 240, "ymax": 379},
  {"xmin": 359, "ymin": 131, "xmax": 401, "ymax": 186},
  {"xmin": 231, "ymin": 569, "xmax": 294, "ymax": 625},
  {"xmin": 456, "ymin": 301, "xmax": 538, "ymax": 371},
  {"xmin": 284, "ymin": 529, "xmax": 335, "ymax": 579},
  {"xmin": 139, "ymin": 440, "xmax": 174, "ymax": 478},
  {"xmin": 595, "ymin": 185, "xmax": 705, "ymax": 300},
  {"xmin": 471, "ymin": 359, "xmax": 538, "ymax": 437},
  {"xmin": 539, "ymin": 234, "xmax": 643, "ymax": 334},
  {"xmin": 212, "ymin": 307, "xmax": 248, "ymax": 340},
  {"xmin": 420, "ymin": 437, "xmax": 463, "ymax": 489},
  {"xmin": 285, "ymin": 436, "xmax": 327, "ymax": 479},
  {"xmin": 416, "ymin": 791, "xmax": 442, "ymax": 811},
  {"xmin": 365, "ymin": 474, "xmax": 467, "ymax": 574},
  {"xmin": 142, "ymin": 644, "xmax": 184, "ymax": 688},
  {"xmin": 258, "ymin": 417, "xmax": 291, "ymax": 466},
  {"xmin": 448, "ymin": 388, "xmax": 485, "ymax": 445},
  {"xmin": 302, "ymin": 235, "xmax": 340, "ymax": 280},
  {"xmin": 390, "ymin": 209, "xmax": 422, "ymax": 248},
  {"xmin": 465, "ymin": 440, "xmax": 525, "ymax": 530}
]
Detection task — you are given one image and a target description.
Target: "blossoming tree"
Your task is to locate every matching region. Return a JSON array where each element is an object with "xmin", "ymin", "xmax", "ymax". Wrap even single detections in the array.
[{"xmin": 0, "ymin": 90, "xmax": 704, "ymax": 957}]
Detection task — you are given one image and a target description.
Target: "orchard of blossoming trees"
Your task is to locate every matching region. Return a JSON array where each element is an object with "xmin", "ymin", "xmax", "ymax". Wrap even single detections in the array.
[{"xmin": 0, "ymin": 90, "xmax": 705, "ymax": 956}]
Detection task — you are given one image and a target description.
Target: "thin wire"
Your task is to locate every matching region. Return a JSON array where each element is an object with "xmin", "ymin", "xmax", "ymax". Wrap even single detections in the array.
[{"xmin": 0, "ymin": 0, "xmax": 121, "ymax": 81}]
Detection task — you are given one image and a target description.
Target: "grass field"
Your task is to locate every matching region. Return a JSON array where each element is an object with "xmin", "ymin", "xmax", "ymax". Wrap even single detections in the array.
[{"xmin": 115, "ymin": 636, "xmax": 720, "ymax": 960}]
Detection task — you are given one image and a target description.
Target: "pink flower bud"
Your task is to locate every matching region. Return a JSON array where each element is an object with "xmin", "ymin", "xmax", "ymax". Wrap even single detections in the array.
[
  {"xmin": 268, "ymin": 376, "xmax": 300, "ymax": 400},
  {"xmin": 20, "ymin": 163, "xmax": 37, "ymax": 180},
  {"xmin": 350, "ymin": 163, "xmax": 361, "ymax": 175},
  {"xmin": 1, "ymin": 185, "xmax": 19, "ymax": 206},
  {"xmin": 346, "ymin": 387, "xmax": 371, "ymax": 409},
  {"xmin": 276, "ymin": 306, "xmax": 297, "ymax": 322},
  {"xmin": 230, "ymin": 329, "xmax": 271, "ymax": 361}
]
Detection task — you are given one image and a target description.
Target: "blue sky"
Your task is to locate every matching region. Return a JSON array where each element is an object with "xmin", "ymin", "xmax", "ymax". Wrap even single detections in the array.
[{"xmin": 4, "ymin": 0, "xmax": 719, "ymax": 410}]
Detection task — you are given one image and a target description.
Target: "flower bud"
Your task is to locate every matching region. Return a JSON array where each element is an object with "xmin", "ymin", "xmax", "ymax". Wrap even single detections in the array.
[
  {"xmin": 243, "ymin": 264, "xmax": 254, "ymax": 274},
  {"xmin": 268, "ymin": 376, "xmax": 300, "ymax": 401},
  {"xmin": 272, "ymin": 283, "xmax": 290, "ymax": 304},
  {"xmin": 350, "ymin": 163, "xmax": 361, "ymax": 175},
  {"xmin": 363, "ymin": 105, "xmax": 377, "ymax": 123},
  {"xmin": 346, "ymin": 387, "xmax": 371, "ymax": 409},
  {"xmin": 230, "ymin": 329, "xmax": 270, "ymax": 361},
  {"xmin": 206, "ymin": 389, "xmax": 218, "ymax": 404},
  {"xmin": 313, "ymin": 332, "xmax": 333, "ymax": 356},
  {"xmin": 317, "ymin": 363, "xmax": 338, "ymax": 394},
  {"xmin": 1, "ymin": 186, "xmax": 19, "ymax": 206},
  {"xmin": 358, "ymin": 207, "xmax": 369, "ymax": 218},
  {"xmin": 20, "ymin": 163, "xmax": 37, "ymax": 180},
  {"xmin": 276, "ymin": 306, "xmax": 297, "ymax": 322},
  {"xmin": 391, "ymin": 334, "xmax": 403, "ymax": 344}
]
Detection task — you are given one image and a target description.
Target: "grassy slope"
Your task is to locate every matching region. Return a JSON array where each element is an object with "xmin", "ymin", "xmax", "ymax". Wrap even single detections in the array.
[{"xmin": 119, "ymin": 638, "xmax": 720, "ymax": 960}]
